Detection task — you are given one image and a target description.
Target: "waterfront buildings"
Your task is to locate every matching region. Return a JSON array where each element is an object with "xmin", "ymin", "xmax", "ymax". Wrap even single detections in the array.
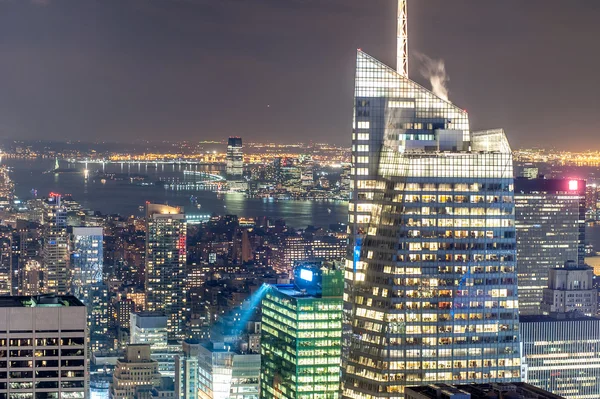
[
  {"xmin": 226, "ymin": 137, "xmax": 244, "ymax": 178},
  {"xmin": 197, "ymin": 342, "xmax": 261, "ymax": 399},
  {"xmin": 0, "ymin": 295, "xmax": 88, "ymax": 399},
  {"xmin": 405, "ymin": 383, "xmax": 564, "ymax": 399},
  {"xmin": 515, "ymin": 177, "xmax": 586, "ymax": 314},
  {"xmin": 521, "ymin": 313, "xmax": 600, "ymax": 399},
  {"xmin": 71, "ymin": 226, "xmax": 104, "ymax": 302},
  {"xmin": 109, "ymin": 344, "xmax": 162, "ymax": 399},
  {"xmin": 344, "ymin": 51, "xmax": 520, "ymax": 397},
  {"xmin": 541, "ymin": 262, "xmax": 597, "ymax": 316},
  {"xmin": 261, "ymin": 265, "xmax": 343, "ymax": 399},
  {"xmin": 145, "ymin": 204, "xmax": 187, "ymax": 339}
]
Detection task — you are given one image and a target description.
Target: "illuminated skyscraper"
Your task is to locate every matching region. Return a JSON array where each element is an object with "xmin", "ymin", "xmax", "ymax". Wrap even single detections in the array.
[
  {"xmin": 0, "ymin": 295, "xmax": 88, "ymax": 399},
  {"xmin": 145, "ymin": 204, "xmax": 187, "ymax": 339},
  {"xmin": 226, "ymin": 137, "xmax": 244, "ymax": 178},
  {"xmin": 42, "ymin": 194, "xmax": 71, "ymax": 295},
  {"xmin": 344, "ymin": 50, "xmax": 520, "ymax": 397},
  {"xmin": 0, "ymin": 234, "xmax": 11, "ymax": 295},
  {"xmin": 521, "ymin": 313, "xmax": 600, "ymax": 398},
  {"xmin": 71, "ymin": 226, "xmax": 103, "ymax": 302},
  {"xmin": 175, "ymin": 339, "xmax": 200, "ymax": 399},
  {"xmin": 88, "ymin": 281, "xmax": 110, "ymax": 352},
  {"xmin": 261, "ymin": 265, "xmax": 343, "ymax": 399},
  {"xmin": 514, "ymin": 177, "xmax": 586, "ymax": 315}
]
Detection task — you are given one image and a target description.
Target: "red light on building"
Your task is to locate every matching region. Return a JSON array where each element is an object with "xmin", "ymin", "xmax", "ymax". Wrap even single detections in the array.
[{"xmin": 569, "ymin": 180, "xmax": 579, "ymax": 191}]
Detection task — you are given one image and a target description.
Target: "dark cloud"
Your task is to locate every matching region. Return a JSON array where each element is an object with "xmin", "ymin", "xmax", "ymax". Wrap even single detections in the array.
[{"xmin": 0, "ymin": 0, "xmax": 598, "ymax": 150}]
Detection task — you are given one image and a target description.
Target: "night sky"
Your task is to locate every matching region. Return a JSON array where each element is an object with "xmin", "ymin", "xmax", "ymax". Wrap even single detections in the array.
[{"xmin": 1, "ymin": 0, "xmax": 599, "ymax": 150}]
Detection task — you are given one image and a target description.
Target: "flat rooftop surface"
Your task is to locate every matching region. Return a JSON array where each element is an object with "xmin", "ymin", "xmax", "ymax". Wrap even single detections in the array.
[
  {"xmin": 0, "ymin": 295, "xmax": 84, "ymax": 308},
  {"xmin": 520, "ymin": 314, "xmax": 600, "ymax": 323}
]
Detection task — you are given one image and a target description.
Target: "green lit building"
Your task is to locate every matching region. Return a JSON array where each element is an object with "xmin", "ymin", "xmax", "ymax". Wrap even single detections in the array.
[{"xmin": 260, "ymin": 265, "xmax": 343, "ymax": 399}]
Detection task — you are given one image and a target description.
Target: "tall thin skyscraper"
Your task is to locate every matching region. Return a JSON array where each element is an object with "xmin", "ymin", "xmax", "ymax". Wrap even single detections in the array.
[
  {"xmin": 42, "ymin": 194, "xmax": 71, "ymax": 295},
  {"xmin": 226, "ymin": 137, "xmax": 244, "ymax": 178},
  {"xmin": 71, "ymin": 226, "xmax": 103, "ymax": 302},
  {"xmin": 145, "ymin": 204, "xmax": 187, "ymax": 339},
  {"xmin": 514, "ymin": 177, "xmax": 586, "ymax": 315},
  {"xmin": 344, "ymin": 45, "xmax": 520, "ymax": 399},
  {"xmin": 0, "ymin": 234, "xmax": 11, "ymax": 295}
]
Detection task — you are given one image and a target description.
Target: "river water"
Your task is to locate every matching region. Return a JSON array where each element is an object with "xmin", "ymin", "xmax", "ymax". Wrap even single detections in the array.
[
  {"xmin": 6, "ymin": 158, "xmax": 600, "ymax": 251},
  {"xmin": 3, "ymin": 158, "xmax": 348, "ymax": 229}
]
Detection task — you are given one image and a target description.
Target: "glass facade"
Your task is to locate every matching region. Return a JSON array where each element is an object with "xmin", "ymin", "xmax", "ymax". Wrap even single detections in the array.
[
  {"xmin": 145, "ymin": 204, "xmax": 187, "ymax": 339},
  {"xmin": 521, "ymin": 315, "xmax": 600, "ymax": 399},
  {"xmin": 227, "ymin": 137, "xmax": 244, "ymax": 178},
  {"xmin": 71, "ymin": 226, "xmax": 103, "ymax": 302},
  {"xmin": 514, "ymin": 178, "xmax": 586, "ymax": 315},
  {"xmin": 0, "ymin": 236, "xmax": 11, "ymax": 295},
  {"xmin": 261, "ymin": 270, "xmax": 343, "ymax": 399},
  {"xmin": 42, "ymin": 198, "xmax": 70, "ymax": 295},
  {"xmin": 198, "ymin": 343, "xmax": 260, "ymax": 399},
  {"xmin": 344, "ymin": 51, "xmax": 520, "ymax": 399}
]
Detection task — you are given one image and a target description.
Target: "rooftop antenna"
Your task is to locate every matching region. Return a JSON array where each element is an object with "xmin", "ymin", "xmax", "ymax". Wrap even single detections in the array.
[{"xmin": 397, "ymin": 0, "xmax": 408, "ymax": 76}]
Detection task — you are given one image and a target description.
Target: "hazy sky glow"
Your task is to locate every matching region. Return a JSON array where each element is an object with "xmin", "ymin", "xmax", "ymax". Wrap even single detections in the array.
[{"xmin": 1, "ymin": 0, "xmax": 599, "ymax": 150}]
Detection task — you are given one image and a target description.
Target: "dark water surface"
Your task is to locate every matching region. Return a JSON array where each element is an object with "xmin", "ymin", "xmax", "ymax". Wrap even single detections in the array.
[{"xmin": 4, "ymin": 158, "xmax": 348, "ymax": 228}]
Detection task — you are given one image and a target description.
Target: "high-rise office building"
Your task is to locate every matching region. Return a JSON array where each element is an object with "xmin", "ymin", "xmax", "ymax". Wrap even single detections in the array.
[
  {"xmin": 175, "ymin": 339, "xmax": 200, "ymax": 399},
  {"xmin": 345, "ymin": 16, "xmax": 520, "ymax": 395},
  {"xmin": 515, "ymin": 178, "xmax": 586, "ymax": 314},
  {"xmin": 198, "ymin": 341, "xmax": 260, "ymax": 399},
  {"xmin": 109, "ymin": 344, "xmax": 161, "ymax": 399},
  {"xmin": 116, "ymin": 298, "xmax": 135, "ymax": 330},
  {"xmin": 226, "ymin": 137, "xmax": 244, "ymax": 178},
  {"xmin": 0, "ymin": 295, "xmax": 88, "ymax": 399},
  {"xmin": 42, "ymin": 195, "xmax": 71, "ymax": 295},
  {"xmin": 519, "ymin": 267, "xmax": 600, "ymax": 398},
  {"xmin": 261, "ymin": 265, "xmax": 343, "ymax": 399},
  {"xmin": 130, "ymin": 311, "xmax": 169, "ymax": 350},
  {"xmin": 71, "ymin": 226, "xmax": 103, "ymax": 302},
  {"xmin": 18, "ymin": 258, "xmax": 42, "ymax": 295},
  {"xmin": 145, "ymin": 204, "xmax": 187, "ymax": 339},
  {"xmin": 405, "ymin": 383, "xmax": 564, "ymax": 399},
  {"xmin": 540, "ymin": 262, "xmax": 597, "ymax": 316},
  {"xmin": 521, "ymin": 313, "xmax": 600, "ymax": 399},
  {"xmin": 88, "ymin": 281, "xmax": 110, "ymax": 352},
  {"xmin": 0, "ymin": 235, "xmax": 11, "ymax": 295}
]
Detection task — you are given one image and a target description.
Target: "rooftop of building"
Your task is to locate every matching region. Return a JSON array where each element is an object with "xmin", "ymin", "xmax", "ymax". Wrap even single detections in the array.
[
  {"xmin": 520, "ymin": 313, "xmax": 600, "ymax": 323},
  {"xmin": 201, "ymin": 341, "xmax": 256, "ymax": 355},
  {"xmin": 132, "ymin": 311, "xmax": 168, "ymax": 318},
  {"xmin": 406, "ymin": 383, "xmax": 564, "ymax": 399},
  {"xmin": 515, "ymin": 176, "xmax": 586, "ymax": 194},
  {"xmin": 0, "ymin": 294, "xmax": 84, "ymax": 308},
  {"xmin": 272, "ymin": 284, "xmax": 321, "ymax": 299}
]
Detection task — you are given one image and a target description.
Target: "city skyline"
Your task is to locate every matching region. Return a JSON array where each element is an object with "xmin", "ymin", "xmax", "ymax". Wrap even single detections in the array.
[
  {"xmin": 1, "ymin": 2, "xmax": 600, "ymax": 399},
  {"xmin": 0, "ymin": 1, "xmax": 599, "ymax": 150}
]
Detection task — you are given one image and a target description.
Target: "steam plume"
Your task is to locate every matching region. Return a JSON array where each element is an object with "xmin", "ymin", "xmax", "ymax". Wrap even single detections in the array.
[{"xmin": 415, "ymin": 52, "xmax": 449, "ymax": 101}]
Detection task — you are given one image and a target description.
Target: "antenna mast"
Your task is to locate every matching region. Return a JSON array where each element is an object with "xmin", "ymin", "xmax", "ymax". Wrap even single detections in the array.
[{"xmin": 397, "ymin": 0, "xmax": 408, "ymax": 76}]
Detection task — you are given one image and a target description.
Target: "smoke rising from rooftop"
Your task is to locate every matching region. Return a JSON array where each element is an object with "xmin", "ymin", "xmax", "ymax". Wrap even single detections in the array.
[{"xmin": 415, "ymin": 52, "xmax": 449, "ymax": 101}]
